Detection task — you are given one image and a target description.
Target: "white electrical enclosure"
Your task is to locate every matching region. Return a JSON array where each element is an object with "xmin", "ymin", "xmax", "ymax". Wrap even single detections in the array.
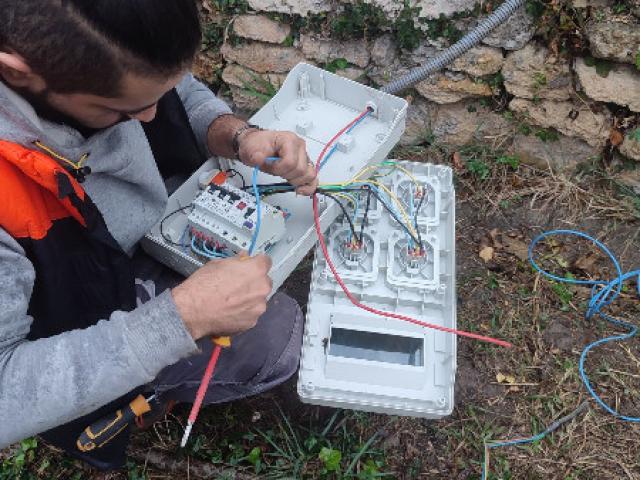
[
  {"xmin": 298, "ymin": 161, "xmax": 456, "ymax": 418},
  {"xmin": 142, "ymin": 63, "xmax": 408, "ymax": 291}
]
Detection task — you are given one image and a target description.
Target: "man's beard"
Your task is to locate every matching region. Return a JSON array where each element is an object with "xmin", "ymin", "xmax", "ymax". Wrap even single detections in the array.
[{"xmin": 10, "ymin": 85, "xmax": 109, "ymax": 138}]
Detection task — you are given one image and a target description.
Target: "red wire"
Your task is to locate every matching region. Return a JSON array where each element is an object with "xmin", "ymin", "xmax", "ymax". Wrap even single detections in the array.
[
  {"xmin": 186, "ymin": 108, "xmax": 510, "ymax": 433},
  {"xmin": 187, "ymin": 343, "xmax": 223, "ymax": 426},
  {"xmin": 314, "ymin": 109, "xmax": 512, "ymax": 349}
]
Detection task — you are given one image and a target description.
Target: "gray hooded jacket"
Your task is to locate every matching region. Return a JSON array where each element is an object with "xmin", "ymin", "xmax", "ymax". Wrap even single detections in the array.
[{"xmin": 0, "ymin": 75, "xmax": 232, "ymax": 447}]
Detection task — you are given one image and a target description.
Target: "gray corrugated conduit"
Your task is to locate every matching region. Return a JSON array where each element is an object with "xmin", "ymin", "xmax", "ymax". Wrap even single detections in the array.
[{"xmin": 382, "ymin": 0, "xmax": 527, "ymax": 95}]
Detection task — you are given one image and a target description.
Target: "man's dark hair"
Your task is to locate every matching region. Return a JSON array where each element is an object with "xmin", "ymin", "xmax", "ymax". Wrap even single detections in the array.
[{"xmin": 0, "ymin": 0, "xmax": 202, "ymax": 96}]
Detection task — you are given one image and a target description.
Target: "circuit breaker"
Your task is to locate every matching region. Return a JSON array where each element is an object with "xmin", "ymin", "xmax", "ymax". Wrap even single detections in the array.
[
  {"xmin": 188, "ymin": 176, "xmax": 285, "ymax": 255},
  {"xmin": 298, "ymin": 161, "xmax": 456, "ymax": 418}
]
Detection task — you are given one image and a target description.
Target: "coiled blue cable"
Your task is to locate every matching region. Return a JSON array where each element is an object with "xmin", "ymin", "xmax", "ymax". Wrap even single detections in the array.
[
  {"xmin": 529, "ymin": 229, "xmax": 640, "ymax": 423},
  {"xmin": 482, "ymin": 229, "xmax": 639, "ymax": 479}
]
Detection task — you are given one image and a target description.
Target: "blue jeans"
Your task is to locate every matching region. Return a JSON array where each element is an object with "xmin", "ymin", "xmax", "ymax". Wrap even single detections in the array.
[{"xmin": 53, "ymin": 252, "xmax": 303, "ymax": 471}]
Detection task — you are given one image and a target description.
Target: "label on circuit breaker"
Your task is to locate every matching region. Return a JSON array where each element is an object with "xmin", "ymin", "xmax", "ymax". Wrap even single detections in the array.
[{"xmin": 188, "ymin": 181, "xmax": 286, "ymax": 255}]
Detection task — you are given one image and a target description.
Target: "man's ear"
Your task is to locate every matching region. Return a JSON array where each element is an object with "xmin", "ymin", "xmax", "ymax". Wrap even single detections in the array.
[{"xmin": 0, "ymin": 50, "xmax": 46, "ymax": 90}]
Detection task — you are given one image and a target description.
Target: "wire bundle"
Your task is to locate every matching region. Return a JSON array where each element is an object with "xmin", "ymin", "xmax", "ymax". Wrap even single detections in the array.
[{"xmin": 310, "ymin": 109, "xmax": 512, "ymax": 348}]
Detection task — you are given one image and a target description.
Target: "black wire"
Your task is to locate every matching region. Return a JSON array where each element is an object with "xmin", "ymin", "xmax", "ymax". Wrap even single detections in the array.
[
  {"xmin": 225, "ymin": 169, "xmax": 247, "ymax": 190},
  {"xmin": 321, "ymin": 186, "xmax": 421, "ymax": 246},
  {"xmin": 359, "ymin": 188, "xmax": 372, "ymax": 246},
  {"xmin": 160, "ymin": 205, "xmax": 192, "ymax": 247},
  {"xmin": 316, "ymin": 191, "xmax": 360, "ymax": 244},
  {"xmin": 414, "ymin": 187, "xmax": 425, "ymax": 251},
  {"xmin": 242, "ymin": 181, "xmax": 293, "ymax": 191}
]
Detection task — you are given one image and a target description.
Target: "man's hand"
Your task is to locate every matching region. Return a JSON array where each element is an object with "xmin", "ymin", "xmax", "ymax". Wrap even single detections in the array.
[
  {"xmin": 238, "ymin": 129, "xmax": 318, "ymax": 196},
  {"xmin": 207, "ymin": 115, "xmax": 318, "ymax": 195},
  {"xmin": 171, "ymin": 254, "xmax": 273, "ymax": 340}
]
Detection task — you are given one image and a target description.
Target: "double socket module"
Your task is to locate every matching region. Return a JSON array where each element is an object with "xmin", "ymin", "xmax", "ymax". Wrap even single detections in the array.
[
  {"xmin": 298, "ymin": 161, "xmax": 457, "ymax": 418},
  {"xmin": 142, "ymin": 63, "xmax": 408, "ymax": 292}
]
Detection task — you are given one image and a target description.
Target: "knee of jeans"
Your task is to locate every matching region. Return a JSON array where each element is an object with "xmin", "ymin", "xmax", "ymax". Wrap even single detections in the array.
[{"xmin": 251, "ymin": 292, "xmax": 304, "ymax": 386}]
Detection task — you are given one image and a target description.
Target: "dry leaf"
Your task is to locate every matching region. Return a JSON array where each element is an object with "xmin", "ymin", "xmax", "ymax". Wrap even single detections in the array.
[
  {"xmin": 610, "ymin": 128, "xmax": 624, "ymax": 146},
  {"xmin": 575, "ymin": 253, "xmax": 598, "ymax": 271},
  {"xmin": 201, "ymin": 0, "xmax": 213, "ymax": 13},
  {"xmin": 479, "ymin": 246, "xmax": 495, "ymax": 263},
  {"xmin": 496, "ymin": 372, "xmax": 516, "ymax": 384},
  {"xmin": 452, "ymin": 151, "xmax": 464, "ymax": 171},
  {"xmin": 488, "ymin": 228, "xmax": 503, "ymax": 248},
  {"xmin": 502, "ymin": 237, "xmax": 529, "ymax": 261}
]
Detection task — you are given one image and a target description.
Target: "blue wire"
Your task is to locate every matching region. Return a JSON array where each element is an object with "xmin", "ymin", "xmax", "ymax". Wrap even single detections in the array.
[
  {"xmin": 528, "ymin": 229, "xmax": 640, "ymax": 422},
  {"xmin": 247, "ymin": 157, "xmax": 281, "ymax": 256},
  {"xmin": 179, "ymin": 227, "xmax": 190, "ymax": 252},
  {"xmin": 482, "ymin": 229, "xmax": 640, "ymax": 479},
  {"xmin": 319, "ymin": 110, "xmax": 371, "ymax": 170},
  {"xmin": 191, "ymin": 236, "xmax": 227, "ymax": 259},
  {"xmin": 248, "ymin": 166, "xmax": 262, "ymax": 256}
]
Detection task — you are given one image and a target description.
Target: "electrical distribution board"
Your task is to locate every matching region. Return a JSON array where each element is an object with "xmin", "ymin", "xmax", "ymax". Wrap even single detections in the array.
[
  {"xmin": 142, "ymin": 63, "xmax": 408, "ymax": 291},
  {"xmin": 188, "ymin": 174, "xmax": 286, "ymax": 255},
  {"xmin": 298, "ymin": 161, "xmax": 456, "ymax": 418}
]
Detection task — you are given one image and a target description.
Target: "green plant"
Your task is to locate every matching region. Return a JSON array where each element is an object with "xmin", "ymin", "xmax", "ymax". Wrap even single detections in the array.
[
  {"xmin": 424, "ymin": 13, "xmax": 463, "ymax": 43},
  {"xmin": 486, "ymin": 72, "xmax": 505, "ymax": 90},
  {"xmin": 630, "ymin": 128, "xmax": 640, "ymax": 143},
  {"xmin": 240, "ymin": 73, "xmax": 278, "ymax": 106},
  {"xmin": 330, "ymin": 1, "xmax": 389, "ymax": 40},
  {"xmin": 518, "ymin": 123, "xmax": 532, "ymax": 136},
  {"xmin": 209, "ymin": 0, "xmax": 248, "ymax": 14},
  {"xmin": 1, "ymin": 438, "xmax": 38, "ymax": 480},
  {"xmin": 245, "ymin": 446, "xmax": 263, "ymax": 474},
  {"xmin": 202, "ymin": 23, "xmax": 225, "ymax": 50},
  {"xmin": 526, "ymin": 0, "xmax": 546, "ymax": 19},
  {"xmin": 532, "ymin": 72, "xmax": 547, "ymax": 88},
  {"xmin": 612, "ymin": 1, "xmax": 631, "ymax": 14},
  {"xmin": 319, "ymin": 447, "xmax": 342, "ymax": 472},
  {"xmin": 393, "ymin": 2, "xmax": 422, "ymax": 50},
  {"xmin": 324, "ymin": 57, "xmax": 350, "ymax": 73},
  {"xmin": 251, "ymin": 405, "xmax": 390, "ymax": 478},
  {"xmin": 551, "ymin": 278, "xmax": 574, "ymax": 311},
  {"xmin": 467, "ymin": 159, "xmax": 491, "ymax": 180},
  {"xmin": 635, "ymin": 50, "xmax": 640, "ymax": 71},
  {"xmin": 584, "ymin": 56, "xmax": 614, "ymax": 78},
  {"xmin": 496, "ymin": 155, "xmax": 520, "ymax": 169},
  {"xmin": 535, "ymin": 128, "xmax": 560, "ymax": 142},
  {"xmin": 127, "ymin": 461, "xmax": 149, "ymax": 480}
]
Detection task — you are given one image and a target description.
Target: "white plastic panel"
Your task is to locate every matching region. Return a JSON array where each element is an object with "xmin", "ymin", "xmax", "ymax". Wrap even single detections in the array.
[
  {"xmin": 298, "ymin": 161, "xmax": 456, "ymax": 418},
  {"xmin": 142, "ymin": 63, "xmax": 408, "ymax": 291}
]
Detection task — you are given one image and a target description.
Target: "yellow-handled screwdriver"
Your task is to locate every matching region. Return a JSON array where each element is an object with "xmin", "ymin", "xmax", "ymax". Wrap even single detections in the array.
[{"xmin": 76, "ymin": 394, "xmax": 154, "ymax": 452}]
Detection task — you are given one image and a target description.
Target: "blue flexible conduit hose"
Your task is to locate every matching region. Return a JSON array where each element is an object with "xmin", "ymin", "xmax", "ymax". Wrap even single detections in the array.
[{"xmin": 382, "ymin": 0, "xmax": 527, "ymax": 95}]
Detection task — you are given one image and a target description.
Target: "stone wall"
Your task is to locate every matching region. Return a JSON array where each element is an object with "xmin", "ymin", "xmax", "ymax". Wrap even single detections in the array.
[{"xmin": 199, "ymin": 0, "xmax": 640, "ymax": 172}]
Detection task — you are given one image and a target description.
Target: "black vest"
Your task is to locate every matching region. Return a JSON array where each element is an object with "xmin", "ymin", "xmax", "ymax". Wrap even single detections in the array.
[{"xmin": 3, "ymin": 89, "xmax": 205, "ymax": 463}]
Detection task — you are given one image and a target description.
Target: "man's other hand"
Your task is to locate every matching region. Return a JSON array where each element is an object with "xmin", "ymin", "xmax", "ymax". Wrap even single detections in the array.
[
  {"xmin": 171, "ymin": 254, "xmax": 273, "ymax": 340},
  {"xmin": 238, "ymin": 129, "xmax": 318, "ymax": 196}
]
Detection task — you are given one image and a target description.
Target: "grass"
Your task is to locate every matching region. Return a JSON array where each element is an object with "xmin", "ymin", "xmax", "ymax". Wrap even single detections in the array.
[{"xmin": 3, "ymin": 142, "xmax": 640, "ymax": 479}]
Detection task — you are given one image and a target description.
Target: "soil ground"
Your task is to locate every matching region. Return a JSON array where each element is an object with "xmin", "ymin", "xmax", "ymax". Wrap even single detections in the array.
[{"xmin": 4, "ymin": 143, "xmax": 640, "ymax": 480}]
